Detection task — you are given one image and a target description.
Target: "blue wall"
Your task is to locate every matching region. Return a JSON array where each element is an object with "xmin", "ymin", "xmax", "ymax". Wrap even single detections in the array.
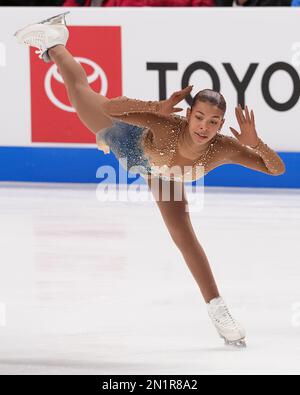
[{"xmin": 0, "ymin": 147, "xmax": 296, "ymax": 188}]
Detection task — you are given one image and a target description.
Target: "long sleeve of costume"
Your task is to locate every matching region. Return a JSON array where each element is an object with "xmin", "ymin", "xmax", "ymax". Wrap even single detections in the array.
[
  {"xmin": 101, "ymin": 96, "xmax": 162, "ymax": 117},
  {"xmin": 225, "ymin": 136, "xmax": 286, "ymax": 176},
  {"xmin": 97, "ymin": 97, "xmax": 183, "ymax": 154}
]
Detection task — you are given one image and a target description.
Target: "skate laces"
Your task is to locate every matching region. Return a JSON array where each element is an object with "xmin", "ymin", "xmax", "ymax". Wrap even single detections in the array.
[
  {"xmin": 23, "ymin": 32, "xmax": 46, "ymax": 59},
  {"xmin": 209, "ymin": 303, "xmax": 239, "ymax": 330}
]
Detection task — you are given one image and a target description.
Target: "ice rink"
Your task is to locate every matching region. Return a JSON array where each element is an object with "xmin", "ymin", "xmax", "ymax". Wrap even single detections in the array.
[{"xmin": 0, "ymin": 182, "xmax": 299, "ymax": 375}]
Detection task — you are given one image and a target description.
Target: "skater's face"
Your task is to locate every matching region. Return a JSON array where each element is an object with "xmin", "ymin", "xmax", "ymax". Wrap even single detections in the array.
[{"xmin": 186, "ymin": 101, "xmax": 225, "ymax": 146}]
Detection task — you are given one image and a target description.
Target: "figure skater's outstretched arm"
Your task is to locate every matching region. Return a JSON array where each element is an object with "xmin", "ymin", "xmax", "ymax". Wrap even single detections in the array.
[
  {"xmin": 224, "ymin": 105, "xmax": 286, "ymax": 175},
  {"xmin": 101, "ymin": 86, "xmax": 192, "ymax": 117}
]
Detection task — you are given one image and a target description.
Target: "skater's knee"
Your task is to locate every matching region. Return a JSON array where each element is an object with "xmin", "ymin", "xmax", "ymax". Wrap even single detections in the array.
[
  {"xmin": 69, "ymin": 84, "xmax": 108, "ymax": 109},
  {"xmin": 171, "ymin": 231, "xmax": 192, "ymax": 251},
  {"xmin": 167, "ymin": 218, "xmax": 193, "ymax": 250},
  {"xmin": 69, "ymin": 82, "xmax": 90, "ymax": 99},
  {"xmin": 66, "ymin": 82, "xmax": 87, "ymax": 107}
]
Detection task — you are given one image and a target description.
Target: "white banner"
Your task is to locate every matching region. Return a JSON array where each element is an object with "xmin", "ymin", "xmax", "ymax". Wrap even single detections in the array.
[{"xmin": 0, "ymin": 7, "xmax": 299, "ymax": 151}]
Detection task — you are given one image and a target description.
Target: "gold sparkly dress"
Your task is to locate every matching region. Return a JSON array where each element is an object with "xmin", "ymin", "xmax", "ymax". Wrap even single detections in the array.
[{"xmin": 96, "ymin": 96, "xmax": 286, "ymax": 182}]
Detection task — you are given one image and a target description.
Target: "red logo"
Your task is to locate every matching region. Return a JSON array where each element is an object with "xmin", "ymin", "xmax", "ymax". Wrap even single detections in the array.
[{"xmin": 30, "ymin": 26, "xmax": 122, "ymax": 143}]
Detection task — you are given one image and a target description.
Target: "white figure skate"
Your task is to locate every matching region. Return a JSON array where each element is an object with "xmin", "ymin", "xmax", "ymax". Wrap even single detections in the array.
[
  {"xmin": 207, "ymin": 296, "xmax": 246, "ymax": 348},
  {"xmin": 14, "ymin": 11, "xmax": 70, "ymax": 63}
]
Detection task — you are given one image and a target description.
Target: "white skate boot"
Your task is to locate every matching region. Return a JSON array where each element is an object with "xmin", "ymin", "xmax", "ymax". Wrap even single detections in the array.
[
  {"xmin": 14, "ymin": 11, "xmax": 70, "ymax": 63},
  {"xmin": 207, "ymin": 296, "xmax": 246, "ymax": 348}
]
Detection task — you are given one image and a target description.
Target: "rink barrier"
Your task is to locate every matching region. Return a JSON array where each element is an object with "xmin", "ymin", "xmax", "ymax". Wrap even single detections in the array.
[{"xmin": 0, "ymin": 146, "xmax": 294, "ymax": 188}]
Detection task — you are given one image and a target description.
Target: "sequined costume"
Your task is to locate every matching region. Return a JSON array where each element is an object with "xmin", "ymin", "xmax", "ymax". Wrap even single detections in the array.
[
  {"xmin": 96, "ymin": 96, "xmax": 286, "ymax": 182},
  {"xmin": 96, "ymin": 120, "xmax": 152, "ymax": 177}
]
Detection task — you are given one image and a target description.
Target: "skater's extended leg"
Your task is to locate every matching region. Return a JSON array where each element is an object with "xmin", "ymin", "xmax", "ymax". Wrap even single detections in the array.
[
  {"xmin": 147, "ymin": 176, "xmax": 220, "ymax": 303},
  {"xmin": 146, "ymin": 175, "xmax": 245, "ymax": 346},
  {"xmin": 15, "ymin": 13, "xmax": 112, "ymax": 134},
  {"xmin": 48, "ymin": 45, "xmax": 112, "ymax": 134}
]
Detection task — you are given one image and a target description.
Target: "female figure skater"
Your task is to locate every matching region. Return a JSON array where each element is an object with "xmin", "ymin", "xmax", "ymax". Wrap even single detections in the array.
[{"xmin": 14, "ymin": 12, "xmax": 285, "ymax": 348}]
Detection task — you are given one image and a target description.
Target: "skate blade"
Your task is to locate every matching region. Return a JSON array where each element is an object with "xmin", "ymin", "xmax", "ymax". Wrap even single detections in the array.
[
  {"xmin": 13, "ymin": 11, "xmax": 70, "ymax": 38},
  {"xmin": 221, "ymin": 336, "xmax": 247, "ymax": 349},
  {"xmin": 37, "ymin": 11, "xmax": 70, "ymax": 26}
]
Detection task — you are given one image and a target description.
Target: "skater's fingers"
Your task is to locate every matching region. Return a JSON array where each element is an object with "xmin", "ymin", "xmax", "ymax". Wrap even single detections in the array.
[
  {"xmin": 245, "ymin": 105, "xmax": 251, "ymax": 123},
  {"xmin": 250, "ymin": 109, "xmax": 256, "ymax": 127},
  {"xmin": 238, "ymin": 104, "xmax": 246, "ymax": 122},
  {"xmin": 235, "ymin": 106, "xmax": 244, "ymax": 126},
  {"xmin": 170, "ymin": 86, "xmax": 193, "ymax": 101},
  {"xmin": 229, "ymin": 127, "xmax": 240, "ymax": 138}
]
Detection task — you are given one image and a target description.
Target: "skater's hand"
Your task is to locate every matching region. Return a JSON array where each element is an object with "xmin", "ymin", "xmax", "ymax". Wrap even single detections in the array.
[
  {"xmin": 159, "ymin": 86, "xmax": 193, "ymax": 115},
  {"xmin": 229, "ymin": 105, "xmax": 259, "ymax": 148}
]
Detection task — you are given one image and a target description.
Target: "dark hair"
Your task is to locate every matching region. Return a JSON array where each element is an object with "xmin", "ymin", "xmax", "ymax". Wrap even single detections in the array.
[{"xmin": 191, "ymin": 89, "xmax": 226, "ymax": 116}]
